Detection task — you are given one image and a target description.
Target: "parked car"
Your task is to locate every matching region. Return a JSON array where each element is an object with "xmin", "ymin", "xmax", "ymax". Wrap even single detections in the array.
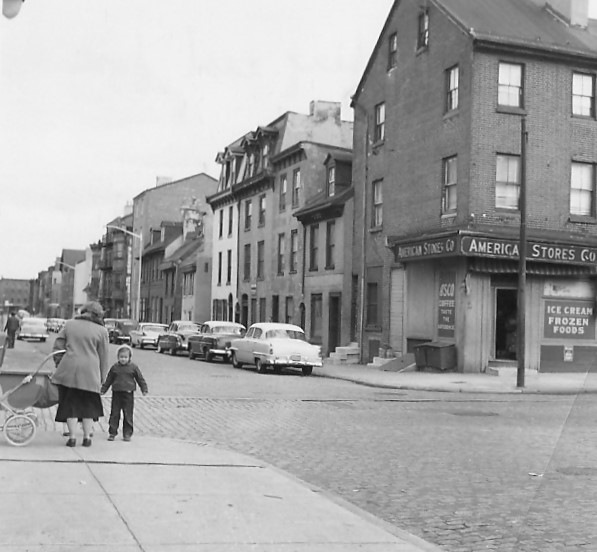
[
  {"xmin": 46, "ymin": 318, "xmax": 66, "ymax": 332},
  {"xmin": 188, "ymin": 321, "xmax": 246, "ymax": 362},
  {"xmin": 110, "ymin": 319, "xmax": 137, "ymax": 344},
  {"xmin": 104, "ymin": 318, "xmax": 118, "ymax": 340},
  {"xmin": 17, "ymin": 317, "xmax": 49, "ymax": 342},
  {"xmin": 156, "ymin": 321, "xmax": 202, "ymax": 355},
  {"xmin": 130, "ymin": 323, "xmax": 168, "ymax": 349},
  {"xmin": 229, "ymin": 322, "xmax": 322, "ymax": 376}
]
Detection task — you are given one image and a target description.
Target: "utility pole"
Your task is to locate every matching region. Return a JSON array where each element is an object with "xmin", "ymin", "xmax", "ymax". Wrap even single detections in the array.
[{"xmin": 517, "ymin": 117, "xmax": 528, "ymax": 388}]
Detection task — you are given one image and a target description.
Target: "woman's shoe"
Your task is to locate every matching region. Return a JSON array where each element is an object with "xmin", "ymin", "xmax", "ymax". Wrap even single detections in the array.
[
  {"xmin": 82, "ymin": 438, "xmax": 92, "ymax": 447},
  {"xmin": 66, "ymin": 438, "xmax": 76, "ymax": 447}
]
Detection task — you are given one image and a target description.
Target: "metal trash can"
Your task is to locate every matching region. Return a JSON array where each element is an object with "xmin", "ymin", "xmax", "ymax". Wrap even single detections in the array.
[
  {"xmin": 414, "ymin": 344, "xmax": 428, "ymax": 370},
  {"xmin": 424, "ymin": 342, "xmax": 456, "ymax": 371}
]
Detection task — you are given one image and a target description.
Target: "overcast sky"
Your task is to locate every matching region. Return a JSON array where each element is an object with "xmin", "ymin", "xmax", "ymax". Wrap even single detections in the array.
[{"xmin": 1, "ymin": 0, "xmax": 596, "ymax": 280}]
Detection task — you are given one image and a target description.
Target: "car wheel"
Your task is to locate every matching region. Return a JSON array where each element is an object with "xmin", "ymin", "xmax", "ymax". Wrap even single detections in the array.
[
  {"xmin": 205, "ymin": 349, "xmax": 214, "ymax": 363},
  {"xmin": 302, "ymin": 366, "xmax": 313, "ymax": 376},
  {"xmin": 231, "ymin": 352, "xmax": 243, "ymax": 369},
  {"xmin": 189, "ymin": 349, "xmax": 196, "ymax": 360},
  {"xmin": 139, "ymin": 343, "xmax": 144, "ymax": 349},
  {"xmin": 157, "ymin": 344, "xmax": 163, "ymax": 353},
  {"xmin": 169, "ymin": 347, "xmax": 177, "ymax": 356},
  {"xmin": 255, "ymin": 359, "xmax": 266, "ymax": 374}
]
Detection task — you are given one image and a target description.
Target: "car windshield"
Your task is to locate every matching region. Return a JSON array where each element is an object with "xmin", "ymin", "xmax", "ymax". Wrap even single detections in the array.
[
  {"xmin": 212, "ymin": 325, "xmax": 244, "ymax": 335},
  {"xmin": 143, "ymin": 325, "xmax": 166, "ymax": 332},
  {"xmin": 265, "ymin": 329, "xmax": 306, "ymax": 340},
  {"xmin": 179, "ymin": 323, "xmax": 200, "ymax": 332}
]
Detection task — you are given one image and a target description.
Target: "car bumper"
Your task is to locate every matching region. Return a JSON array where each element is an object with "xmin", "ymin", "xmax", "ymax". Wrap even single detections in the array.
[
  {"xmin": 267, "ymin": 357, "xmax": 322, "ymax": 368},
  {"xmin": 19, "ymin": 334, "xmax": 49, "ymax": 340}
]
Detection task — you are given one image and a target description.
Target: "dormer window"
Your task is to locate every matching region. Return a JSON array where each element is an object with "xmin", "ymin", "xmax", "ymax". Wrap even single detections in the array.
[
  {"xmin": 417, "ymin": 10, "xmax": 429, "ymax": 50},
  {"xmin": 248, "ymin": 153, "xmax": 255, "ymax": 177},
  {"xmin": 327, "ymin": 166, "xmax": 336, "ymax": 197},
  {"xmin": 262, "ymin": 144, "xmax": 269, "ymax": 169}
]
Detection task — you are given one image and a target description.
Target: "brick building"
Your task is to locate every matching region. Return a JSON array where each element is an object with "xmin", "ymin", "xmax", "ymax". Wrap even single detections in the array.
[
  {"xmin": 132, "ymin": 173, "xmax": 217, "ymax": 321},
  {"xmin": 210, "ymin": 101, "xmax": 353, "ymax": 350},
  {"xmin": 352, "ymin": 0, "xmax": 597, "ymax": 371}
]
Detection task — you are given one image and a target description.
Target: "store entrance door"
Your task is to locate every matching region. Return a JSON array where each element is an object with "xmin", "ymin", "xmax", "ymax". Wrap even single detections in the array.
[{"xmin": 495, "ymin": 288, "xmax": 517, "ymax": 360}]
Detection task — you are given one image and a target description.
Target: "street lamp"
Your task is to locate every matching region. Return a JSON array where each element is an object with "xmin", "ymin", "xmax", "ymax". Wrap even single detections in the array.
[{"xmin": 106, "ymin": 225, "xmax": 142, "ymax": 322}]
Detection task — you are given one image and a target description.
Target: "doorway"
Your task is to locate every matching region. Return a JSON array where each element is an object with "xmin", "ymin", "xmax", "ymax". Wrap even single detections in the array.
[
  {"xmin": 328, "ymin": 294, "xmax": 341, "ymax": 355},
  {"xmin": 495, "ymin": 288, "xmax": 517, "ymax": 360}
]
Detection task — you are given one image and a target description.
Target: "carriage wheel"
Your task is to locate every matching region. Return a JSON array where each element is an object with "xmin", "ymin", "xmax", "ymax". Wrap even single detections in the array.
[{"xmin": 4, "ymin": 414, "xmax": 37, "ymax": 446}]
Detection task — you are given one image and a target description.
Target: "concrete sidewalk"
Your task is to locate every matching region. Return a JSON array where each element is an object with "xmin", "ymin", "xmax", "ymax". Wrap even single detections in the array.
[
  {"xmin": 0, "ymin": 433, "xmax": 441, "ymax": 551},
  {"xmin": 315, "ymin": 361, "xmax": 597, "ymax": 394}
]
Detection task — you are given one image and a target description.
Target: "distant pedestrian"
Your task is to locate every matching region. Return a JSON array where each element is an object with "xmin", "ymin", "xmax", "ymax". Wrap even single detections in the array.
[
  {"xmin": 52, "ymin": 301, "xmax": 109, "ymax": 447},
  {"xmin": 4, "ymin": 312, "xmax": 20, "ymax": 348},
  {"xmin": 101, "ymin": 344, "xmax": 148, "ymax": 442}
]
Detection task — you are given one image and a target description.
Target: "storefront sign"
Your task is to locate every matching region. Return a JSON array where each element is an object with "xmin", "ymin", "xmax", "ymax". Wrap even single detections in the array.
[
  {"xmin": 395, "ymin": 237, "xmax": 458, "ymax": 260},
  {"xmin": 544, "ymin": 299, "xmax": 595, "ymax": 339},
  {"xmin": 461, "ymin": 236, "xmax": 597, "ymax": 266},
  {"xmin": 437, "ymin": 271, "xmax": 455, "ymax": 337},
  {"xmin": 563, "ymin": 346, "xmax": 574, "ymax": 362}
]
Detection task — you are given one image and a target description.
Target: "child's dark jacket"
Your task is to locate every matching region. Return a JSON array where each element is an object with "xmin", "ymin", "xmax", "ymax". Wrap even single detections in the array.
[{"xmin": 101, "ymin": 362, "xmax": 148, "ymax": 394}]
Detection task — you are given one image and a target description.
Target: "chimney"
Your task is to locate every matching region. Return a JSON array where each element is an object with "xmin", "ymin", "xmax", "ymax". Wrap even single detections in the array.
[
  {"xmin": 309, "ymin": 100, "xmax": 341, "ymax": 123},
  {"xmin": 547, "ymin": 0, "xmax": 589, "ymax": 27}
]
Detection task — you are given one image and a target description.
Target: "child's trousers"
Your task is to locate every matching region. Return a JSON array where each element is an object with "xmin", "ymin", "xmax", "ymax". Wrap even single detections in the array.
[{"xmin": 108, "ymin": 391, "xmax": 135, "ymax": 438}]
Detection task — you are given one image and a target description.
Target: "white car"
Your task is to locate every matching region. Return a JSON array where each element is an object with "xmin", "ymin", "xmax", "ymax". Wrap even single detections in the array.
[
  {"xmin": 130, "ymin": 323, "xmax": 168, "ymax": 349},
  {"xmin": 229, "ymin": 322, "xmax": 322, "ymax": 376},
  {"xmin": 17, "ymin": 318, "xmax": 49, "ymax": 342}
]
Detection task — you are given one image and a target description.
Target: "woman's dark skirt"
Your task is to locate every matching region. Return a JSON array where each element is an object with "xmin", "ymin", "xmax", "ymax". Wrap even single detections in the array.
[{"xmin": 55, "ymin": 385, "xmax": 103, "ymax": 422}]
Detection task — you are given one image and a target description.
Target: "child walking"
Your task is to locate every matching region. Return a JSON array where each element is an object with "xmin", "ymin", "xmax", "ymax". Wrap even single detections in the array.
[{"xmin": 101, "ymin": 345, "xmax": 148, "ymax": 442}]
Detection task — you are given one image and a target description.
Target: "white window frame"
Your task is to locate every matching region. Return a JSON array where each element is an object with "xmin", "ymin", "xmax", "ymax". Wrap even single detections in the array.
[
  {"xmin": 572, "ymin": 73, "xmax": 595, "ymax": 117},
  {"xmin": 498, "ymin": 62, "xmax": 523, "ymax": 108},
  {"xmin": 570, "ymin": 162, "xmax": 595, "ymax": 217},
  {"xmin": 496, "ymin": 154, "xmax": 520, "ymax": 210},
  {"xmin": 442, "ymin": 156, "xmax": 457, "ymax": 213}
]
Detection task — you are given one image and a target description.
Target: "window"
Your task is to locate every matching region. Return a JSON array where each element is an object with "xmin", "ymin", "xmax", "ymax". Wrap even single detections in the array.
[
  {"xmin": 570, "ymin": 162, "xmax": 595, "ymax": 216},
  {"xmin": 271, "ymin": 295, "xmax": 279, "ymax": 323},
  {"xmin": 258, "ymin": 194, "xmax": 266, "ymax": 226},
  {"xmin": 257, "ymin": 240, "xmax": 265, "ymax": 279},
  {"xmin": 262, "ymin": 143, "xmax": 269, "ymax": 169},
  {"xmin": 309, "ymin": 224, "xmax": 319, "ymax": 271},
  {"xmin": 259, "ymin": 297, "xmax": 266, "ymax": 322},
  {"xmin": 228, "ymin": 205, "xmax": 234, "ymax": 236},
  {"xmin": 372, "ymin": 179, "xmax": 383, "ymax": 227},
  {"xmin": 217, "ymin": 252, "xmax": 222, "ymax": 285},
  {"xmin": 285, "ymin": 296, "xmax": 294, "ymax": 324},
  {"xmin": 388, "ymin": 32, "xmax": 398, "ymax": 70},
  {"xmin": 248, "ymin": 153, "xmax": 255, "ymax": 177},
  {"xmin": 279, "ymin": 174, "xmax": 287, "ymax": 211},
  {"xmin": 374, "ymin": 102, "xmax": 385, "ymax": 142},
  {"xmin": 572, "ymin": 73, "xmax": 595, "ymax": 117},
  {"xmin": 496, "ymin": 154, "xmax": 520, "ymax": 209},
  {"xmin": 292, "ymin": 168, "xmax": 301, "ymax": 207},
  {"xmin": 310, "ymin": 294, "xmax": 323, "ymax": 343},
  {"xmin": 250, "ymin": 298, "xmax": 257, "ymax": 325},
  {"xmin": 277, "ymin": 233, "xmax": 285, "ymax": 274},
  {"xmin": 243, "ymin": 244, "xmax": 251, "ymax": 281},
  {"xmin": 325, "ymin": 220, "xmax": 335, "ymax": 269},
  {"xmin": 244, "ymin": 200, "xmax": 252, "ymax": 230},
  {"xmin": 417, "ymin": 10, "xmax": 429, "ymax": 49},
  {"xmin": 446, "ymin": 65, "xmax": 459, "ymax": 112},
  {"xmin": 226, "ymin": 249, "xmax": 232, "ymax": 285},
  {"xmin": 327, "ymin": 166, "xmax": 336, "ymax": 197},
  {"xmin": 366, "ymin": 282, "xmax": 379, "ymax": 326},
  {"xmin": 498, "ymin": 62, "xmax": 523, "ymax": 108},
  {"xmin": 442, "ymin": 156, "xmax": 457, "ymax": 213},
  {"xmin": 218, "ymin": 210, "xmax": 224, "ymax": 238},
  {"xmin": 290, "ymin": 229, "xmax": 299, "ymax": 272}
]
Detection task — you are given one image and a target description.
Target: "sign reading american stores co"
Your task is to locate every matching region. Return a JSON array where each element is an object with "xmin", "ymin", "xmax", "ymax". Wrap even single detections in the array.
[{"xmin": 394, "ymin": 235, "xmax": 597, "ymax": 266}]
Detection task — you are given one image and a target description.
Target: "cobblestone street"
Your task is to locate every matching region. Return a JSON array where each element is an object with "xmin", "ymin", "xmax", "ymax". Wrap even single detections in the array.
[{"xmin": 34, "ymin": 391, "xmax": 597, "ymax": 552}]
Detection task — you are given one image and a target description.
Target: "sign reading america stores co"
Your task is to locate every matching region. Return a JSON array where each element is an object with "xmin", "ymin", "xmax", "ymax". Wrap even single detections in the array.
[{"xmin": 394, "ymin": 234, "xmax": 597, "ymax": 265}]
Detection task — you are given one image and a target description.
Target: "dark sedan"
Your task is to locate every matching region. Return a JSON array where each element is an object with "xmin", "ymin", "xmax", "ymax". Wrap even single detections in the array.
[
  {"xmin": 156, "ymin": 321, "xmax": 202, "ymax": 356},
  {"xmin": 188, "ymin": 321, "xmax": 246, "ymax": 362}
]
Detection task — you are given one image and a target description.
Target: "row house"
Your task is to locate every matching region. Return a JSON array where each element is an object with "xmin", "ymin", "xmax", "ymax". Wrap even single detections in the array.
[
  {"xmin": 99, "ymin": 212, "xmax": 133, "ymax": 318},
  {"xmin": 140, "ymin": 221, "xmax": 182, "ymax": 323},
  {"xmin": 209, "ymin": 101, "xmax": 353, "ymax": 354},
  {"xmin": 160, "ymin": 198, "xmax": 213, "ymax": 323},
  {"xmin": 352, "ymin": 0, "xmax": 597, "ymax": 371}
]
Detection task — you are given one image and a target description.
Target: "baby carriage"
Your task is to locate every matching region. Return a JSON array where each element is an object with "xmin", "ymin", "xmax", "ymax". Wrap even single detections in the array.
[{"xmin": 0, "ymin": 349, "xmax": 65, "ymax": 446}]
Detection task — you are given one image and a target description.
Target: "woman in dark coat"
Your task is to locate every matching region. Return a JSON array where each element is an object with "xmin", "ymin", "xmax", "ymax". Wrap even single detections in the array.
[{"xmin": 52, "ymin": 301, "xmax": 109, "ymax": 447}]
